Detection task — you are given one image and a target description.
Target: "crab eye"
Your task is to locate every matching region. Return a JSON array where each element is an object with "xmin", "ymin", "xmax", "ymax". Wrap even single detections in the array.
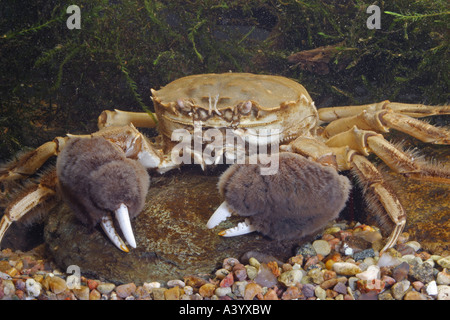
[
  {"xmin": 176, "ymin": 99, "xmax": 192, "ymax": 113},
  {"xmin": 239, "ymin": 101, "xmax": 252, "ymax": 115}
]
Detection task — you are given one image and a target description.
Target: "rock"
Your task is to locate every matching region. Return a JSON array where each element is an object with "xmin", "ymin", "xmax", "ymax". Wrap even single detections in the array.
[
  {"xmin": 245, "ymin": 266, "xmax": 258, "ymax": 280},
  {"xmin": 437, "ymin": 269, "xmax": 450, "ymax": 285},
  {"xmin": 278, "ymin": 270, "xmax": 303, "ymax": 287},
  {"xmin": 333, "ymin": 282, "xmax": 347, "ymax": 295},
  {"xmin": 263, "ymin": 288, "xmax": 279, "ymax": 300},
  {"xmin": 314, "ymin": 286, "xmax": 326, "ymax": 300},
  {"xmin": 48, "ymin": 276, "xmax": 67, "ymax": 294},
  {"xmin": 44, "ymin": 167, "xmax": 302, "ymax": 283},
  {"xmin": 97, "ymin": 283, "xmax": 115, "ymax": 294},
  {"xmin": 219, "ymin": 272, "xmax": 234, "ymax": 287},
  {"xmin": 2, "ymin": 280, "xmax": 15, "ymax": 297},
  {"xmin": 437, "ymin": 285, "xmax": 450, "ymax": 300},
  {"xmin": 134, "ymin": 286, "xmax": 151, "ymax": 299},
  {"xmin": 87, "ymin": 279, "xmax": 99, "ymax": 290},
  {"xmin": 231, "ymin": 281, "xmax": 248, "ymax": 298},
  {"xmin": 244, "ymin": 283, "xmax": 262, "ymax": 300},
  {"xmin": 437, "ymin": 256, "xmax": 450, "ymax": 269},
  {"xmin": 73, "ymin": 286, "xmax": 89, "ymax": 300},
  {"xmin": 116, "ymin": 283, "xmax": 136, "ymax": 299},
  {"xmin": 391, "ymin": 280, "xmax": 410, "ymax": 300},
  {"xmin": 409, "ymin": 261, "xmax": 434, "ymax": 283},
  {"xmin": 426, "ymin": 281, "xmax": 438, "ymax": 296},
  {"xmin": 405, "ymin": 241, "xmax": 421, "ymax": 252},
  {"xmin": 254, "ymin": 263, "xmax": 278, "ymax": 288},
  {"xmin": 199, "ymin": 283, "xmax": 216, "ymax": 298},
  {"xmin": 357, "ymin": 279, "xmax": 385, "ymax": 294},
  {"xmin": 167, "ymin": 279, "xmax": 185, "ymax": 288},
  {"xmin": 302, "ymin": 283, "xmax": 315, "ymax": 298},
  {"xmin": 392, "ymin": 262, "xmax": 410, "ymax": 282},
  {"xmin": 353, "ymin": 249, "xmax": 375, "ymax": 261},
  {"xmin": 404, "ymin": 291, "xmax": 427, "ymax": 300},
  {"xmin": 332, "ymin": 262, "xmax": 362, "ymax": 276},
  {"xmin": 356, "ymin": 265, "xmax": 380, "ymax": 281},
  {"xmin": 151, "ymin": 287, "xmax": 167, "ymax": 300},
  {"xmin": 25, "ymin": 279, "xmax": 42, "ymax": 297},
  {"xmin": 312, "ymin": 240, "xmax": 331, "ymax": 256},
  {"xmin": 377, "ymin": 253, "xmax": 402, "ymax": 268},
  {"xmin": 215, "ymin": 287, "xmax": 231, "ymax": 297},
  {"xmin": 89, "ymin": 289, "xmax": 101, "ymax": 300},
  {"xmin": 164, "ymin": 286, "xmax": 183, "ymax": 300},
  {"xmin": 295, "ymin": 243, "xmax": 316, "ymax": 258},
  {"xmin": 281, "ymin": 286, "xmax": 302, "ymax": 300}
]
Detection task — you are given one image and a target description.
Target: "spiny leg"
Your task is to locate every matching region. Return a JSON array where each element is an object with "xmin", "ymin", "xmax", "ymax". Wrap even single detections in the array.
[
  {"xmin": 318, "ymin": 100, "xmax": 449, "ymax": 123},
  {"xmin": 0, "ymin": 137, "xmax": 66, "ymax": 183},
  {"xmin": 322, "ymin": 108, "xmax": 449, "ymax": 144},
  {"xmin": 0, "ymin": 170, "xmax": 58, "ymax": 247},
  {"xmin": 326, "ymin": 126, "xmax": 450, "ymax": 183},
  {"xmin": 350, "ymin": 154, "xmax": 407, "ymax": 253}
]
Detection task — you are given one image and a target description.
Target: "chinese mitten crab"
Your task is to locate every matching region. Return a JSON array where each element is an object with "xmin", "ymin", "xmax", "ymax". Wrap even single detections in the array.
[{"xmin": 0, "ymin": 73, "xmax": 448, "ymax": 254}]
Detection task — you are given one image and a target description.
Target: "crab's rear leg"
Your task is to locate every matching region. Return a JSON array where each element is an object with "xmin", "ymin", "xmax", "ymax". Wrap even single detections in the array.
[
  {"xmin": 322, "ymin": 108, "xmax": 449, "ymax": 145},
  {"xmin": 350, "ymin": 154, "xmax": 407, "ymax": 254},
  {"xmin": 0, "ymin": 137, "xmax": 66, "ymax": 182},
  {"xmin": 318, "ymin": 101, "xmax": 449, "ymax": 123},
  {"xmin": 0, "ymin": 170, "xmax": 58, "ymax": 247},
  {"xmin": 326, "ymin": 126, "xmax": 450, "ymax": 183}
]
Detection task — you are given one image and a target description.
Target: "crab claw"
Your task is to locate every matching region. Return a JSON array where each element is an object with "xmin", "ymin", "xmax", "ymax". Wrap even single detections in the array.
[
  {"xmin": 99, "ymin": 203, "xmax": 137, "ymax": 252},
  {"xmin": 218, "ymin": 219, "xmax": 256, "ymax": 237},
  {"xmin": 115, "ymin": 203, "xmax": 137, "ymax": 249},
  {"xmin": 207, "ymin": 202, "xmax": 256, "ymax": 237},
  {"xmin": 100, "ymin": 213, "xmax": 129, "ymax": 253},
  {"xmin": 206, "ymin": 201, "xmax": 233, "ymax": 229}
]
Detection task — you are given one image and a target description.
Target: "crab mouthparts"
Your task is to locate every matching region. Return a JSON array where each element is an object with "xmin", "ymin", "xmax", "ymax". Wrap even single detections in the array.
[
  {"xmin": 100, "ymin": 203, "xmax": 137, "ymax": 252},
  {"xmin": 207, "ymin": 201, "xmax": 256, "ymax": 237}
]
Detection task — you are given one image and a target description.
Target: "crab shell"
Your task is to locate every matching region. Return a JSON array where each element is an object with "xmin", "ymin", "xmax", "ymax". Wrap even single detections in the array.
[{"xmin": 151, "ymin": 73, "xmax": 319, "ymax": 147}]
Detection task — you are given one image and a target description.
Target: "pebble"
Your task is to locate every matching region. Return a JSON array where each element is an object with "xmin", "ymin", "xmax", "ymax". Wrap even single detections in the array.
[
  {"xmin": 426, "ymin": 280, "xmax": 438, "ymax": 296},
  {"xmin": 115, "ymin": 283, "xmax": 136, "ymax": 299},
  {"xmin": 437, "ymin": 256, "xmax": 450, "ymax": 269},
  {"xmin": 1, "ymin": 220, "xmax": 448, "ymax": 301},
  {"xmin": 312, "ymin": 240, "xmax": 331, "ymax": 256},
  {"xmin": 278, "ymin": 270, "xmax": 303, "ymax": 287},
  {"xmin": 436, "ymin": 269, "xmax": 450, "ymax": 285},
  {"xmin": 332, "ymin": 262, "xmax": 362, "ymax": 276},
  {"xmin": 356, "ymin": 265, "xmax": 380, "ymax": 281},
  {"xmin": 437, "ymin": 285, "xmax": 450, "ymax": 300},
  {"xmin": 391, "ymin": 280, "xmax": 410, "ymax": 300},
  {"xmin": 97, "ymin": 283, "xmax": 116, "ymax": 294}
]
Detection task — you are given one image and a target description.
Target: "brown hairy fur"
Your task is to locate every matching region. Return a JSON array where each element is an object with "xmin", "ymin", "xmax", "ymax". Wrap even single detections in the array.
[
  {"xmin": 219, "ymin": 152, "xmax": 351, "ymax": 240},
  {"xmin": 56, "ymin": 137, "xmax": 150, "ymax": 227}
]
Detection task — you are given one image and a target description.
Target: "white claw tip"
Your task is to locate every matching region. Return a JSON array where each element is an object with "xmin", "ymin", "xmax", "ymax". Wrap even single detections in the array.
[
  {"xmin": 207, "ymin": 201, "xmax": 233, "ymax": 229},
  {"xmin": 218, "ymin": 219, "xmax": 256, "ymax": 237},
  {"xmin": 115, "ymin": 203, "xmax": 137, "ymax": 249}
]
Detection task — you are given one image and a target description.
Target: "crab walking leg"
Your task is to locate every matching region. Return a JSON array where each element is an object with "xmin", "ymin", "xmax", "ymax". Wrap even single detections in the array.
[
  {"xmin": 0, "ymin": 183, "xmax": 56, "ymax": 246},
  {"xmin": 326, "ymin": 126, "xmax": 450, "ymax": 183},
  {"xmin": 100, "ymin": 214, "xmax": 129, "ymax": 253},
  {"xmin": 350, "ymin": 154, "xmax": 406, "ymax": 254},
  {"xmin": 97, "ymin": 109, "xmax": 158, "ymax": 129},
  {"xmin": 0, "ymin": 137, "xmax": 66, "ymax": 182},
  {"xmin": 323, "ymin": 109, "xmax": 450, "ymax": 144},
  {"xmin": 114, "ymin": 203, "xmax": 136, "ymax": 248},
  {"xmin": 318, "ymin": 101, "xmax": 450, "ymax": 123}
]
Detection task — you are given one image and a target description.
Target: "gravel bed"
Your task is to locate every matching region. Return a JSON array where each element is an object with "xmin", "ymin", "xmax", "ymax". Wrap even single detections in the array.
[{"xmin": 1, "ymin": 220, "xmax": 449, "ymax": 300}]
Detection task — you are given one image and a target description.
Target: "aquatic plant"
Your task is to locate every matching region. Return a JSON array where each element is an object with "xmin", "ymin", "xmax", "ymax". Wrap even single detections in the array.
[{"xmin": 0, "ymin": 0, "xmax": 448, "ymax": 159}]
